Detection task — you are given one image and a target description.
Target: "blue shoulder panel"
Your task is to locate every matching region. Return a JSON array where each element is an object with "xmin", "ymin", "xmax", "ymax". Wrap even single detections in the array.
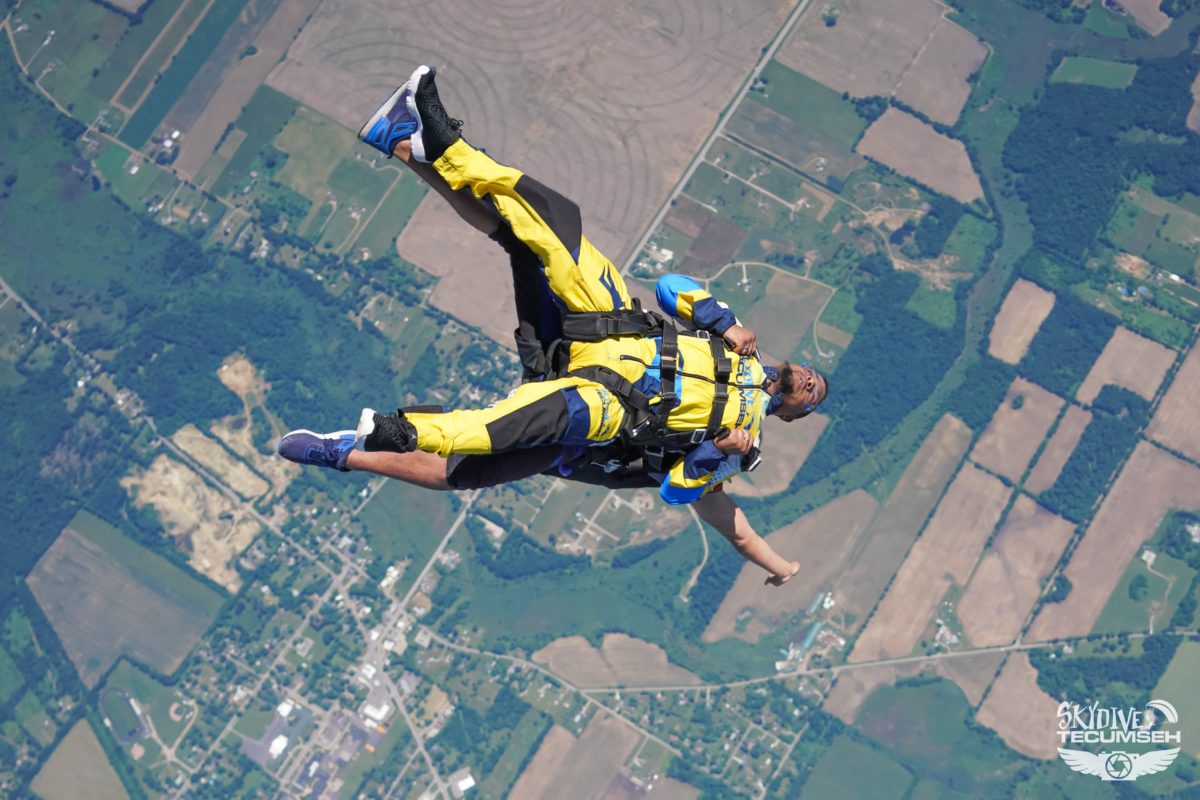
[{"xmin": 655, "ymin": 273, "xmax": 703, "ymax": 318}]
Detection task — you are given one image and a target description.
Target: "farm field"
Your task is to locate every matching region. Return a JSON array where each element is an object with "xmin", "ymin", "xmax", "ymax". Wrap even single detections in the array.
[
  {"xmin": 1025, "ymin": 404, "xmax": 1093, "ymax": 495},
  {"xmin": 856, "ymin": 109, "xmax": 983, "ymax": 203},
  {"xmin": 975, "ymin": 653, "xmax": 1060, "ymax": 759},
  {"xmin": 777, "ymin": 0, "xmax": 985, "ymax": 125},
  {"xmin": 727, "ymin": 100, "xmax": 865, "ymax": 187},
  {"xmin": 823, "ymin": 649, "xmax": 1003, "ymax": 726},
  {"xmin": 969, "ymin": 377, "xmax": 1063, "ymax": 481},
  {"xmin": 173, "ymin": 0, "xmax": 322, "ymax": 177},
  {"xmin": 1091, "ymin": 549, "xmax": 1194, "ymax": 635},
  {"xmin": 26, "ymin": 512, "xmax": 223, "ymax": 687},
  {"xmin": 1120, "ymin": 0, "xmax": 1173, "ymax": 35},
  {"xmin": 834, "ymin": 414, "xmax": 972, "ymax": 622},
  {"xmin": 115, "ymin": 0, "xmax": 210, "ymax": 111},
  {"xmin": 358, "ymin": 480, "xmax": 455, "ymax": 597},
  {"xmin": 1146, "ymin": 343, "xmax": 1200, "ymax": 462},
  {"xmin": 119, "ymin": 0, "xmax": 250, "ymax": 147},
  {"xmin": 751, "ymin": 60, "xmax": 867, "ymax": 146},
  {"xmin": 1049, "ymin": 56, "xmax": 1138, "ymax": 89},
  {"xmin": 531, "ymin": 634, "xmax": 701, "ymax": 688},
  {"xmin": 1029, "ymin": 442, "xmax": 1200, "ymax": 641},
  {"xmin": 799, "ymin": 734, "xmax": 912, "ymax": 800},
  {"xmin": 987, "ymin": 279, "xmax": 1056, "ymax": 364},
  {"xmin": 849, "ymin": 464, "xmax": 1010, "ymax": 662},
  {"xmin": 957, "ymin": 495, "xmax": 1075, "ymax": 647},
  {"xmin": 30, "ymin": 720, "xmax": 128, "ymax": 800},
  {"xmin": 704, "ymin": 490, "xmax": 879, "ymax": 643},
  {"xmin": 1075, "ymin": 326, "xmax": 1176, "ymax": 404},
  {"xmin": 171, "ymin": 423, "xmax": 268, "ymax": 499},
  {"xmin": 509, "ymin": 713, "xmax": 639, "ymax": 800},
  {"xmin": 1153, "ymin": 641, "xmax": 1200, "ymax": 758}
]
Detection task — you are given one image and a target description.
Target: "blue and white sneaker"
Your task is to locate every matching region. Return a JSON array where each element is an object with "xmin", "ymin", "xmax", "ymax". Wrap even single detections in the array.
[
  {"xmin": 357, "ymin": 81, "xmax": 419, "ymax": 158},
  {"xmin": 277, "ymin": 429, "xmax": 358, "ymax": 472}
]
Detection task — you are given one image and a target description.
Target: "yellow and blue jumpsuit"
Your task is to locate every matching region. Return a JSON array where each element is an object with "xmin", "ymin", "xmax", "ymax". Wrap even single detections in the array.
[{"xmin": 409, "ymin": 140, "xmax": 772, "ymax": 504}]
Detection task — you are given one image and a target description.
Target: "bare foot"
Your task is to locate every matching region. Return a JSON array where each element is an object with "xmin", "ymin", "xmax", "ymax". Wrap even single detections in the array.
[{"xmin": 764, "ymin": 561, "xmax": 801, "ymax": 587}]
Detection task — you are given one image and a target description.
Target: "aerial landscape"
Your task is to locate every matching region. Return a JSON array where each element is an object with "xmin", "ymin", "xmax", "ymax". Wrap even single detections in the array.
[{"xmin": 2, "ymin": 0, "xmax": 1200, "ymax": 797}]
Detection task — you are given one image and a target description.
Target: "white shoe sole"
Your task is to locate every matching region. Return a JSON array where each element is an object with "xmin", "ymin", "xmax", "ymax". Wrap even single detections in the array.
[
  {"xmin": 406, "ymin": 64, "xmax": 434, "ymax": 162},
  {"xmin": 357, "ymin": 83, "xmax": 409, "ymax": 143},
  {"xmin": 356, "ymin": 408, "xmax": 378, "ymax": 446}
]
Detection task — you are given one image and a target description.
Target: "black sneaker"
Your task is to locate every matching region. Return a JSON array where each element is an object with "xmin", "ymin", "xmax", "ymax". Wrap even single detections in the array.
[
  {"xmin": 406, "ymin": 64, "xmax": 463, "ymax": 163},
  {"xmin": 356, "ymin": 407, "xmax": 418, "ymax": 453}
]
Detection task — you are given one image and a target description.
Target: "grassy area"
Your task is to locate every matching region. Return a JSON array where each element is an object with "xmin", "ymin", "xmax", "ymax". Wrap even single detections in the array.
[
  {"xmin": 0, "ymin": 645, "xmax": 23, "ymax": 704},
  {"xmin": 1153, "ymin": 641, "xmax": 1200, "ymax": 751},
  {"xmin": 15, "ymin": 691, "xmax": 56, "ymax": 746},
  {"xmin": 818, "ymin": 288, "xmax": 862, "ymax": 335},
  {"xmin": 211, "ymin": 85, "xmax": 299, "ymax": 197},
  {"xmin": 800, "ymin": 735, "xmax": 912, "ymax": 800},
  {"xmin": 942, "ymin": 215, "xmax": 998, "ymax": 272},
  {"xmin": 119, "ymin": 0, "xmax": 250, "ymax": 147},
  {"xmin": 328, "ymin": 157, "xmax": 395, "ymax": 208},
  {"xmin": 1092, "ymin": 551, "xmax": 1195, "ymax": 635},
  {"xmin": 1084, "ymin": 4, "xmax": 1132, "ymax": 38},
  {"xmin": 336, "ymin": 721, "xmax": 410, "ymax": 798},
  {"xmin": 95, "ymin": 143, "xmax": 163, "ymax": 207},
  {"xmin": 752, "ymin": 61, "xmax": 867, "ymax": 147},
  {"xmin": 2, "ymin": 608, "xmax": 35, "ymax": 656},
  {"xmin": 115, "ymin": 0, "xmax": 209, "ymax": 110},
  {"xmin": 526, "ymin": 482, "xmax": 609, "ymax": 543},
  {"xmin": 14, "ymin": 0, "xmax": 127, "ymax": 123},
  {"xmin": 100, "ymin": 688, "xmax": 142, "ymax": 741},
  {"xmin": 359, "ymin": 481, "xmax": 455, "ymax": 596},
  {"xmin": 272, "ymin": 105, "xmax": 361, "ymax": 207},
  {"xmin": 905, "ymin": 284, "xmax": 958, "ymax": 331},
  {"xmin": 1050, "ymin": 56, "xmax": 1137, "ymax": 89},
  {"xmin": 478, "ymin": 707, "xmax": 552, "ymax": 796},
  {"xmin": 86, "ymin": 0, "xmax": 180, "ymax": 101},
  {"xmin": 353, "ymin": 175, "xmax": 428, "ymax": 259},
  {"xmin": 1072, "ymin": 285, "xmax": 1191, "ymax": 350},
  {"xmin": 105, "ymin": 660, "xmax": 190, "ymax": 748}
]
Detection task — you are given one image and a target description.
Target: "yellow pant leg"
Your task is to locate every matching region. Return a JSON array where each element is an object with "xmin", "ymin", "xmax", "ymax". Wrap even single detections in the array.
[
  {"xmin": 405, "ymin": 376, "xmax": 625, "ymax": 456},
  {"xmin": 432, "ymin": 139, "xmax": 632, "ymax": 313}
]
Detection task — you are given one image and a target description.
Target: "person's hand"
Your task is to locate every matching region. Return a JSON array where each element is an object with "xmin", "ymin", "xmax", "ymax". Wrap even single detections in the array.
[
  {"xmin": 765, "ymin": 561, "xmax": 801, "ymax": 587},
  {"xmin": 714, "ymin": 428, "xmax": 753, "ymax": 455},
  {"xmin": 722, "ymin": 324, "xmax": 757, "ymax": 356}
]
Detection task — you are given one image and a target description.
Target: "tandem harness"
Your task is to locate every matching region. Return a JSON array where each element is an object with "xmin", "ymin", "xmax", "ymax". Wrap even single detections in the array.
[{"xmin": 548, "ymin": 299, "xmax": 758, "ymax": 473}]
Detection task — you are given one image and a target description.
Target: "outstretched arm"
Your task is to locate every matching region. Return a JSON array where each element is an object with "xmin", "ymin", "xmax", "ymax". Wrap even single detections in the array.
[
  {"xmin": 655, "ymin": 274, "xmax": 757, "ymax": 355},
  {"xmin": 692, "ymin": 490, "xmax": 800, "ymax": 586}
]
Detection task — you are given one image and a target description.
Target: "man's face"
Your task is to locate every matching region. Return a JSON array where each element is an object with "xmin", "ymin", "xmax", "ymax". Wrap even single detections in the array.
[{"xmin": 773, "ymin": 363, "xmax": 827, "ymax": 422}]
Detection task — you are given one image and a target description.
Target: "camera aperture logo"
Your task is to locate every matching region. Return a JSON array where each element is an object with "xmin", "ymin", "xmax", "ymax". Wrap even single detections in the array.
[{"xmin": 1056, "ymin": 699, "xmax": 1182, "ymax": 781}]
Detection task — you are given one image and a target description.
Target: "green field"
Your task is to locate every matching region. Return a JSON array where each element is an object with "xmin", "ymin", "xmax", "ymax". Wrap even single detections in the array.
[
  {"xmin": 2, "ymin": 608, "xmax": 35, "ymax": 657},
  {"xmin": 1050, "ymin": 56, "xmax": 1137, "ymax": 89},
  {"xmin": 1153, "ymin": 641, "xmax": 1200, "ymax": 752},
  {"xmin": 210, "ymin": 85, "xmax": 299, "ymax": 197},
  {"xmin": 14, "ymin": 0, "xmax": 128, "ymax": 123},
  {"xmin": 0, "ymin": 644, "xmax": 23, "ymax": 704},
  {"xmin": 120, "ymin": 0, "xmax": 250, "ymax": 146},
  {"xmin": 15, "ymin": 691, "xmax": 56, "ymax": 746},
  {"xmin": 800, "ymin": 735, "xmax": 912, "ymax": 800},
  {"xmin": 359, "ymin": 481, "xmax": 455, "ymax": 596},
  {"xmin": 95, "ymin": 143, "xmax": 163, "ymax": 207},
  {"xmin": 818, "ymin": 287, "xmax": 862, "ymax": 335},
  {"xmin": 327, "ymin": 157, "xmax": 395, "ymax": 209},
  {"xmin": 100, "ymin": 688, "xmax": 142, "ymax": 741},
  {"xmin": 753, "ymin": 61, "xmax": 867, "ymax": 146},
  {"xmin": 87, "ymin": 0, "xmax": 182, "ymax": 104},
  {"xmin": 116, "ymin": 0, "xmax": 209, "ymax": 110},
  {"xmin": 353, "ymin": 175, "xmax": 428, "ymax": 258},
  {"xmin": 1084, "ymin": 4, "xmax": 1132, "ymax": 38},
  {"xmin": 905, "ymin": 284, "xmax": 958, "ymax": 331},
  {"xmin": 942, "ymin": 214, "xmax": 998, "ymax": 272},
  {"xmin": 1092, "ymin": 551, "xmax": 1195, "ymax": 635},
  {"xmin": 479, "ymin": 707, "xmax": 551, "ymax": 796},
  {"xmin": 104, "ymin": 660, "xmax": 190, "ymax": 748}
]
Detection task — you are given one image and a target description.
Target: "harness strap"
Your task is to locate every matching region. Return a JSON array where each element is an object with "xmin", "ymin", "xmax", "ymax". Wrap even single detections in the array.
[
  {"xmin": 560, "ymin": 298, "xmax": 665, "ymax": 342},
  {"xmin": 707, "ymin": 335, "xmax": 731, "ymax": 437}
]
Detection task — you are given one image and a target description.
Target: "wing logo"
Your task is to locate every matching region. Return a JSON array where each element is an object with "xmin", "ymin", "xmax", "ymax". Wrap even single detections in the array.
[
  {"xmin": 1057, "ymin": 747, "xmax": 1180, "ymax": 781},
  {"xmin": 1055, "ymin": 697, "xmax": 1183, "ymax": 782}
]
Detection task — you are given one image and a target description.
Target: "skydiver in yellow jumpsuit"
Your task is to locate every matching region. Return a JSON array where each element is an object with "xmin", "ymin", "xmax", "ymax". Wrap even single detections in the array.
[{"xmin": 279, "ymin": 65, "xmax": 828, "ymax": 583}]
